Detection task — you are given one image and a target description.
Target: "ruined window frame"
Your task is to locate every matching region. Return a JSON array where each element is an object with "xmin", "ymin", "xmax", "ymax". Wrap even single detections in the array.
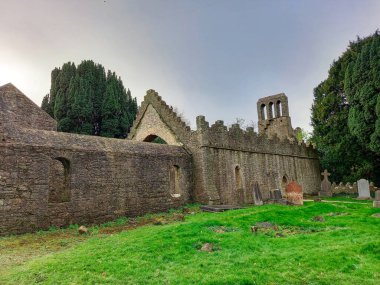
[{"xmin": 48, "ymin": 157, "xmax": 71, "ymax": 203}]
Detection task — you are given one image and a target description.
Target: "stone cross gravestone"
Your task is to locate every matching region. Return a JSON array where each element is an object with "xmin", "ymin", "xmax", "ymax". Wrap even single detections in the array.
[
  {"xmin": 285, "ymin": 181, "xmax": 303, "ymax": 205},
  {"xmin": 319, "ymin": 169, "xmax": 332, "ymax": 197},
  {"xmin": 357, "ymin": 179, "xmax": 371, "ymax": 199},
  {"xmin": 253, "ymin": 182, "xmax": 263, "ymax": 206},
  {"xmin": 374, "ymin": 190, "xmax": 380, "ymax": 208}
]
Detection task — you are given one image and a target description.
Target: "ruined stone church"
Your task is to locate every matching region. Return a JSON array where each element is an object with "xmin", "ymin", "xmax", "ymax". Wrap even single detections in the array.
[{"xmin": 0, "ymin": 83, "xmax": 320, "ymax": 235}]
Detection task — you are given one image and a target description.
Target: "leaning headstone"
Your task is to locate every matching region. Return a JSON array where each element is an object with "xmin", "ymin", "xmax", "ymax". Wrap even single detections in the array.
[
  {"xmin": 373, "ymin": 190, "xmax": 380, "ymax": 208},
  {"xmin": 253, "ymin": 182, "xmax": 263, "ymax": 206},
  {"xmin": 285, "ymin": 181, "xmax": 303, "ymax": 205},
  {"xmin": 357, "ymin": 179, "xmax": 371, "ymax": 199},
  {"xmin": 319, "ymin": 169, "xmax": 332, "ymax": 197}
]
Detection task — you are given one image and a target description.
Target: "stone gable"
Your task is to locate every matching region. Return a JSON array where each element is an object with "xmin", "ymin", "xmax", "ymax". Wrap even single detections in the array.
[
  {"xmin": 0, "ymin": 83, "xmax": 57, "ymax": 131},
  {"xmin": 131, "ymin": 104, "xmax": 182, "ymax": 146}
]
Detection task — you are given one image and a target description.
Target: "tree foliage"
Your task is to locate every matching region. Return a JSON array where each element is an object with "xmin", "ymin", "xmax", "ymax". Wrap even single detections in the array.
[
  {"xmin": 294, "ymin": 127, "xmax": 311, "ymax": 143},
  {"xmin": 311, "ymin": 31, "xmax": 380, "ymax": 184},
  {"xmin": 41, "ymin": 60, "xmax": 138, "ymax": 138}
]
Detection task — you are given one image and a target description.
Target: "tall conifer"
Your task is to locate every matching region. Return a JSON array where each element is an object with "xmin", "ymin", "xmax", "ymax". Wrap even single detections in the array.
[
  {"xmin": 41, "ymin": 60, "xmax": 137, "ymax": 138},
  {"xmin": 311, "ymin": 31, "xmax": 380, "ymax": 183}
]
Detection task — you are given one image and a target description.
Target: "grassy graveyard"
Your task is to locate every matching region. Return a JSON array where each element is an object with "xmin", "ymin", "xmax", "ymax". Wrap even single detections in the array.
[{"xmin": 0, "ymin": 199, "xmax": 379, "ymax": 285}]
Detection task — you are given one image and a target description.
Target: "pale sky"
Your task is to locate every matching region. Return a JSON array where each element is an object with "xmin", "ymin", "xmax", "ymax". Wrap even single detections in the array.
[{"xmin": 1, "ymin": 0, "xmax": 379, "ymax": 132}]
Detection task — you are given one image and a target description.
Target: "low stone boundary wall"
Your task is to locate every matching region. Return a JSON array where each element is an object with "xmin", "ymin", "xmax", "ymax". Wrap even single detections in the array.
[{"xmin": 332, "ymin": 182, "xmax": 378, "ymax": 195}]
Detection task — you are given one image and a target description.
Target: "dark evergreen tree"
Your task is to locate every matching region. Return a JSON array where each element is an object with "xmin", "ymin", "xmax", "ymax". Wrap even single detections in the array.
[
  {"xmin": 41, "ymin": 60, "xmax": 137, "ymax": 138},
  {"xmin": 311, "ymin": 31, "xmax": 380, "ymax": 184},
  {"xmin": 52, "ymin": 62, "xmax": 77, "ymax": 131},
  {"xmin": 41, "ymin": 94, "xmax": 50, "ymax": 114},
  {"xmin": 100, "ymin": 71, "xmax": 121, "ymax": 137}
]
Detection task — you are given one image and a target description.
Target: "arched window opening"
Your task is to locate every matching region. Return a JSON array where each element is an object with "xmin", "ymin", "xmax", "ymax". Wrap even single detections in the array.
[
  {"xmin": 235, "ymin": 166, "xmax": 243, "ymax": 190},
  {"xmin": 260, "ymin": 104, "xmax": 267, "ymax": 120},
  {"xmin": 48, "ymin": 157, "xmax": 71, "ymax": 203},
  {"xmin": 169, "ymin": 165, "xmax": 181, "ymax": 198},
  {"xmin": 143, "ymin": 134, "xmax": 167, "ymax": 144},
  {"xmin": 268, "ymin": 102, "xmax": 274, "ymax": 119},
  {"xmin": 281, "ymin": 175, "xmax": 288, "ymax": 191},
  {"xmin": 276, "ymin": 100, "xmax": 282, "ymax": 117}
]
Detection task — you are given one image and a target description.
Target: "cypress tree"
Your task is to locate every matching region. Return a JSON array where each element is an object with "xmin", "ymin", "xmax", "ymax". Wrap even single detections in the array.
[
  {"xmin": 42, "ymin": 60, "xmax": 138, "ymax": 138},
  {"xmin": 41, "ymin": 94, "xmax": 50, "ymax": 114},
  {"xmin": 101, "ymin": 71, "xmax": 122, "ymax": 137}
]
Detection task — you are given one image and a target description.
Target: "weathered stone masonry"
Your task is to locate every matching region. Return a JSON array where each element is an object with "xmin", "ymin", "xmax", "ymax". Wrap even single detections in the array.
[
  {"xmin": 193, "ymin": 117, "xmax": 320, "ymax": 205},
  {"xmin": 0, "ymin": 84, "xmax": 192, "ymax": 235},
  {"xmin": 1, "ymin": 83, "xmax": 320, "ymax": 236},
  {"xmin": 129, "ymin": 90, "xmax": 321, "ymax": 205}
]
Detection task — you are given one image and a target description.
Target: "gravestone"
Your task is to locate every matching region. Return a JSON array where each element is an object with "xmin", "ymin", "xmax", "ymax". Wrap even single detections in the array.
[
  {"xmin": 319, "ymin": 169, "xmax": 332, "ymax": 197},
  {"xmin": 253, "ymin": 182, "xmax": 263, "ymax": 206},
  {"xmin": 200, "ymin": 205, "xmax": 242, "ymax": 212},
  {"xmin": 272, "ymin": 189, "xmax": 282, "ymax": 201},
  {"xmin": 285, "ymin": 181, "xmax": 303, "ymax": 205},
  {"xmin": 374, "ymin": 190, "xmax": 380, "ymax": 208},
  {"xmin": 357, "ymin": 179, "xmax": 371, "ymax": 199},
  {"xmin": 270, "ymin": 189, "xmax": 287, "ymax": 204}
]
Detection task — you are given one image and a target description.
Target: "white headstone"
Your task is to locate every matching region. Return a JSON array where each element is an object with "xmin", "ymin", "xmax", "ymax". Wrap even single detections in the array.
[{"xmin": 357, "ymin": 179, "xmax": 371, "ymax": 199}]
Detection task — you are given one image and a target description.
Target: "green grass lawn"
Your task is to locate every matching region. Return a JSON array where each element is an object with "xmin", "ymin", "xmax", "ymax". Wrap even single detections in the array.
[{"xmin": 1, "ymin": 200, "xmax": 379, "ymax": 285}]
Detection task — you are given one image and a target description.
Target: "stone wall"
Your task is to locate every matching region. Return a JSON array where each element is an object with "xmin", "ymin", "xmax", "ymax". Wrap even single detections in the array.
[
  {"xmin": 129, "ymin": 90, "xmax": 321, "ymax": 205},
  {"xmin": 0, "ymin": 84, "xmax": 322, "ymax": 235},
  {"xmin": 128, "ymin": 90, "xmax": 193, "ymax": 148},
  {"xmin": 332, "ymin": 182, "xmax": 358, "ymax": 195},
  {"xmin": 331, "ymin": 181, "xmax": 378, "ymax": 195},
  {"xmin": 194, "ymin": 116, "xmax": 320, "ymax": 204},
  {"xmin": 0, "ymin": 131, "xmax": 192, "ymax": 236},
  {"xmin": 0, "ymin": 85, "xmax": 192, "ymax": 236}
]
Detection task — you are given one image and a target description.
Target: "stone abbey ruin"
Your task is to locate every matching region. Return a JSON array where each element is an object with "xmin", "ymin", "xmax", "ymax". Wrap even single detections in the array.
[{"xmin": 0, "ymin": 83, "xmax": 320, "ymax": 235}]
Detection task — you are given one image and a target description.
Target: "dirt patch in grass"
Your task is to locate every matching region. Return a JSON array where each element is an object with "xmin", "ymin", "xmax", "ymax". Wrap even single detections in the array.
[
  {"xmin": 251, "ymin": 221, "xmax": 336, "ymax": 238},
  {"xmin": 99, "ymin": 212, "xmax": 188, "ymax": 234},
  {"xmin": 0, "ymin": 230, "xmax": 87, "ymax": 251},
  {"xmin": 326, "ymin": 212, "xmax": 350, "ymax": 216},
  {"xmin": 194, "ymin": 241, "xmax": 221, "ymax": 252},
  {"xmin": 208, "ymin": 226, "xmax": 240, "ymax": 233},
  {"xmin": 312, "ymin": 215, "xmax": 326, "ymax": 222}
]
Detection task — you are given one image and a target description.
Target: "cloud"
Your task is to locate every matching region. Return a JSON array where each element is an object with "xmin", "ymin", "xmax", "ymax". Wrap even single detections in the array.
[{"xmin": 1, "ymin": 0, "xmax": 379, "ymax": 131}]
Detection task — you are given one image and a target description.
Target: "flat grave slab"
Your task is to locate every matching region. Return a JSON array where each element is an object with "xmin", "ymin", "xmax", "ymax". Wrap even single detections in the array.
[{"xmin": 200, "ymin": 205, "xmax": 244, "ymax": 212}]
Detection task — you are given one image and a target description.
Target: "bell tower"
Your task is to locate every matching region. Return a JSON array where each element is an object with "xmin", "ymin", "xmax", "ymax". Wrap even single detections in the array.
[{"xmin": 257, "ymin": 93, "xmax": 294, "ymax": 139}]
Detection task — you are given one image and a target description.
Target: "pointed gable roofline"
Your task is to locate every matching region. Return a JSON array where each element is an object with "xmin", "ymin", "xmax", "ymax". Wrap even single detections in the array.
[
  {"xmin": 128, "ymin": 89, "xmax": 192, "ymax": 145},
  {"xmin": 0, "ymin": 83, "xmax": 57, "ymax": 131}
]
